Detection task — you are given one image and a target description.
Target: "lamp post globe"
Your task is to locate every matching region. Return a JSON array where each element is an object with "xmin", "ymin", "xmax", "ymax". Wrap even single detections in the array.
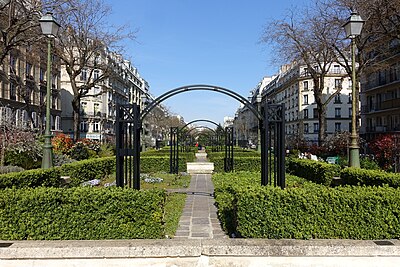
[
  {"xmin": 39, "ymin": 12, "xmax": 60, "ymax": 169},
  {"xmin": 343, "ymin": 11, "xmax": 364, "ymax": 168}
]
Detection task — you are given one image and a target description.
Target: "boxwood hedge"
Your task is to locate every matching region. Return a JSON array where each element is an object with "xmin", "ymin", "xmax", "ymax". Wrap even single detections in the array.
[
  {"xmin": 213, "ymin": 171, "xmax": 400, "ymax": 239},
  {"xmin": 0, "ymin": 187, "xmax": 165, "ymax": 240},
  {"xmin": 341, "ymin": 167, "xmax": 400, "ymax": 188},
  {"xmin": 286, "ymin": 158, "xmax": 340, "ymax": 186}
]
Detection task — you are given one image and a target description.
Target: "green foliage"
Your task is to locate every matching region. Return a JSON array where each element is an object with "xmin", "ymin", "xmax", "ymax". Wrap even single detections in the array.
[
  {"xmin": 213, "ymin": 171, "xmax": 400, "ymax": 239},
  {"xmin": 286, "ymin": 158, "xmax": 340, "ymax": 186},
  {"xmin": 0, "ymin": 167, "xmax": 62, "ymax": 189},
  {"xmin": 53, "ymin": 153, "xmax": 76, "ymax": 167},
  {"xmin": 98, "ymin": 143, "xmax": 115, "ymax": 157},
  {"xmin": 340, "ymin": 167, "xmax": 400, "ymax": 188},
  {"xmin": 211, "ymin": 156, "xmax": 261, "ymax": 172},
  {"xmin": 5, "ymin": 140, "xmax": 42, "ymax": 170},
  {"xmin": 0, "ymin": 165, "xmax": 25, "ymax": 174},
  {"xmin": 164, "ymin": 193, "xmax": 186, "ymax": 238},
  {"xmin": 60, "ymin": 157, "xmax": 115, "ymax": 186},
  {"xmin": 360, "ymin": 157, "xmax": 381, "ymax": 170},
  {"xmin": 141, "ymin": 156, "xmax": 188, "ymax": 173},
  {"xmin": 0, "ymin": 187, "xmax": 165, "ymax": 240},
  {"xmin": 69, "ymin": 142, "xmax": 90, "ymax": 160}
]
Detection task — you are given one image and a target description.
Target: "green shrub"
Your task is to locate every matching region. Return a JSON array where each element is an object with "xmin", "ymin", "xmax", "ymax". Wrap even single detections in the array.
[
  {"xmin": 0, "ymin": 165, "xmax": 25, "ymax": 174},
  {"xmin": 5, "ymin": 149, "xmax": 41, "ymax": 170},
  {"xmin": 213, "ymin": 172, "xmax": 400, "ymax": 239},
  {"xmin": 286, "ymin": 158, "xmax": 340, "ymax": 186},
  {"xmin": 0, "ymin": 187, "xmax": 165, "ymax": 240},
  {"xmin": 141, "ymin": 156, "xmax": 188, "ymax": 173},
  {"xmin": 340, "ymin": 167, "xmax": 400, "ymax": 187},
  {"xmin": 360, "ymin": 157, "xmax": 381, "ymax": 170},
  {"xmin": 60, "ymin": 157, "xmax": 115, "ymax": 186},
  {"xmin": 0, "ymin": 167, "xmax": 62, "ymax": 189},
  {"xmin": 211, "ymin": 156, "xmax": 261, "ymax": 172}
]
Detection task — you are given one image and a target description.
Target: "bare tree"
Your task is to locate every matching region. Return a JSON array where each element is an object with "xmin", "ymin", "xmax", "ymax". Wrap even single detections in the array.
[
  {"xmin": 263, "ymin": 3, "xmax": 343, "ymax": 145},
  {"xmin": 53, "ymin": 0, "xmax": 135, "ymax": 141}
]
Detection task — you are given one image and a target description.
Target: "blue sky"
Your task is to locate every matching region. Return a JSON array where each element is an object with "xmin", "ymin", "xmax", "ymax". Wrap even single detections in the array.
[{"xmin": 106, "ymin": 0, "xmax": 310, "ymax": 125}]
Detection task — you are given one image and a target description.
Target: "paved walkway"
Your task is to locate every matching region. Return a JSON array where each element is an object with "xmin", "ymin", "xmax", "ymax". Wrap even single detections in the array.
[{"xmin": 174, "ymin": 150, "xmax": 227, "ymax": 239}]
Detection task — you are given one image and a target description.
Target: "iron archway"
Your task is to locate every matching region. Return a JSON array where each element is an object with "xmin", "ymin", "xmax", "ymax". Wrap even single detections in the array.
[{"xmin": 116, "ymin": 84, "xmax": 285, "ymax": 190}]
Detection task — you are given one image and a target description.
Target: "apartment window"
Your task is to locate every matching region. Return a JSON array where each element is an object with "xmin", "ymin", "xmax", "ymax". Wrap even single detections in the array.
[
  {"xmin": 94, "ymin": 69, "xmax": 99, "ymax": 80},
  {"xmin": 313, "ymin": 123, "xmax": 319, "ymax": 133},
  {"xmin": 9, "ymin": 55, "xmax": 16, "ymax": 73},
  {"xmin": 81, "ymin": 69, "xmax": 87, "ymax": 81},
  {"xmin": 304, "ymin": 123, "xmax": 309, "ymax": 134},
  {"xmin": 93, "ymin": 122, "xmax": 99, "ymax": 132},
  {"xmin": 333, "ymin": 65, "xmax": 340, "ymax": 74},
  {"xmin": 303, "ymin": 81, "xmax": 309, "ymax": 91},
  {"xmin": 80, "ymin": 121, "xmax": 88, "ymax": 132},
  {"xmin": 349, "ymin": 107, "xmax": 352, "ymax": 118},
  {"xmin": 348, "ymin": 93, "xmax": 352, "ymax": 103},
  {"xmin": 40, "ymin": 68, "xmax": 45, "ymax": 81},
  {"xmin": 303, "ymin": 95, "xmax": 308, "ymax": 105},
  {"xmin": 313, "ymin": 108, "xmax": 318, "ymax": 118},
  {"xmin": 334, "ymin": 79, "xmax": 342, "ymax": 89},
  {"xmin": 81, "ymin": 102, "xmax": 87, "ymax": 113},
  {"xmin": 335, "ymin": 122, "xmax": 341, "ymax": 132},
  {"xmin": 9, "ymin": 82, "xmax": 16, "ymax": 100},
  {"xmin": 335, "ymin": 108, "xmax": 341, "ymax": 118},
  {"xmin": 304, "ymin": 109, "xmax": 309, "ymax": 119},
  {"xmin": 25, "ymin": 62, "xmax": 32, "ymax": 77},
  {"xmin": 94, "ymin": 103, "xmax": 100, "ymax": 115},
  {"xmin": 334, "ymin": 94, "xmax": 341, "ymax": 103}
]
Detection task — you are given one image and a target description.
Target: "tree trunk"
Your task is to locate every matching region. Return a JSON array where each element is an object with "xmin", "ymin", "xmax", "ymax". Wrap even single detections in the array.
[
  {"xmin": 72, "ymin": 97, "xmax": 81, "ymax": 142},
  {"xmin": 313, "ymin": 75, "xmax": 327, "ymax": 146}
]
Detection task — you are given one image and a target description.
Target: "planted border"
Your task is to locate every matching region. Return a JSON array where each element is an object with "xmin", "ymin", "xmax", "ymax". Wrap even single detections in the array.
[
  {"xmin": 286, "ymin": 158, "xmax": 340, "ymax": 186},
  {"xmin": 341, "ymin": 167, "xmax": 400, "ymax": 188},
  {"xmin": 0, "ymin": 187, "xmax": 165, "ymax": 240}
]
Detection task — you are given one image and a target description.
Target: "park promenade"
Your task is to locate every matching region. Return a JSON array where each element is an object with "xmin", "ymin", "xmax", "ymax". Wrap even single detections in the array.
[{"xmin": 1, "ymin": 150, "xmax": 400, "ymax": 266}]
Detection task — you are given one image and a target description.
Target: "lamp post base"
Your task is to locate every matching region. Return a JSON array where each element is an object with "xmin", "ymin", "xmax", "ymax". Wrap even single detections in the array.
[
  {"xmin": 349, "ymin": 146, "xmax": 360, "ymax": 168},
  {"xmin": 42, "ymin": 134, "xmax": 53, "ymax": 169}
]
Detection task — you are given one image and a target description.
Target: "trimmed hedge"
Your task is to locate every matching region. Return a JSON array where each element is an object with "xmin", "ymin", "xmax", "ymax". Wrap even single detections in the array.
[
  {"xmin": 60, "ymin": 157, "xmax": 115, "ymax": 186},
  {"xmin": 341, "ymin": 167, "xmax": 400, "ymax": 188},
  {"xmin": 212, "ymin": 157, "xmax": 261, "ymax": 172},
  {"xmin": 141, "ymin": 156, "xmax": 188, "ymax": 173},
  {"xmin": 0, "ymin": 187, "xmax": 165, "ymax": 240},
  {"xmin": 0, "ymin": 154, "xmax": 192, "ymax": 189},
  {"xmin": 286, "ymin": 158, "xmax": 340, "ymax": 186},
  {"xmin": 0, "ymin": 167, "xmax": 62, "ymax": 189},
  {"xmin": 213, "ymin": 172, "xmax": 400, "ymax": 239}
]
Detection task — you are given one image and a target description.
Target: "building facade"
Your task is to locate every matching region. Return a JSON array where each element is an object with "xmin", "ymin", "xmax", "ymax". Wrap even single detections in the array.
[
  {"xmin": 360, "ymin": 39, "xmax": 400, "ymax": 141},
  {"xmin": 60, "ymin": 51, "xmax": 149, "ymax": 142},
  {"xmin": 0, "ymin": 41, "xmax": 62, "ymax": 133},
  {"xmin": 263, "ymin": 62, "xmax": 354, "ymax": 146}
]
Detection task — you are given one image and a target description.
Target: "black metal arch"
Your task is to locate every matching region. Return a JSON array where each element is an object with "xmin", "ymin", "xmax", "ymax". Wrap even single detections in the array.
[
  {"xmin": 185, "ymin": 125, "xmax": 216, "ymax": 135},
  {"xmin": 141, "ymin": 84, "xmax": 262, "ymax": 121},
  {"xmin": 181, "ymin": 119, "xmax": 220, "ymax": 131}
]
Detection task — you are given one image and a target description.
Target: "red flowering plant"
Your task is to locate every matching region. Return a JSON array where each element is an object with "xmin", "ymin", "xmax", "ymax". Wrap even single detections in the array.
[
  {"xmin": 52, "ymin": 133, "xmax": 74, "ymax": 155},
  {"xmin": 369, "ymin": 134, "xmax": 400, "ymax": 171}
]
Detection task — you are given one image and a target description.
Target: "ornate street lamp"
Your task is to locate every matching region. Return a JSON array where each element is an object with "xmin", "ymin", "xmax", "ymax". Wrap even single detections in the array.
[
  {"xmin": 343, "ymin": 11, "xmax": 364, "ymax": 168},
  {"xmin": 39, "ymin": 12, "xmax": 60, "ymax": 169}
]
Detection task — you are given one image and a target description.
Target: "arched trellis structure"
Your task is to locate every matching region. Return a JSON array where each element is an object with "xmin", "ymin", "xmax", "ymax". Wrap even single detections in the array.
[
  {"xmin": 180, "ymin": 119, "xmax": 224, "ymax": 152},
  {"xmin": 116, "ymin": 84, "xmax": 285, "ymax": 190}
]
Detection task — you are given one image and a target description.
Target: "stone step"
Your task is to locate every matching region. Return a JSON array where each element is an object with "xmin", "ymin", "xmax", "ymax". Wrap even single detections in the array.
[{"xmin": 187, "ymin": 162, "xmax": 214, "ymax": 174}]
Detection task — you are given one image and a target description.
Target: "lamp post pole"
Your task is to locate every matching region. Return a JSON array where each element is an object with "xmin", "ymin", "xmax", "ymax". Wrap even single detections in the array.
[
  {"xmin": 343, "ymin": 11, "xmax": 364, "ymax": 168},
  {"xmin": 42, "ymin": 38, "xmax": 53, "ymax": 168},
  {"xmin": 40, "ymin": 12, "xmax": 60, "ymax": 169},
  {"xmin": 349, "ymin": 36, "xmax": 360, "ymax": 168},
  {"xmin": 257, "ymin": 95, "xmax": 262, "ymax": 152}
]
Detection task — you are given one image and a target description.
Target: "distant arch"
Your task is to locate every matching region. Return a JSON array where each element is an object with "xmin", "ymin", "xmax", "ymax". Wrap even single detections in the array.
[{"xmin": 141, "ymin": 84, "xmax": 261, "ymax": 121}]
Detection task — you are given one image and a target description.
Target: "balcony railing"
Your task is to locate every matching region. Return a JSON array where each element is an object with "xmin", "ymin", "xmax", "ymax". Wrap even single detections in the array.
[{"xmin": 361, "ymin": 98, "xmax": 400, "ymax": 113}]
